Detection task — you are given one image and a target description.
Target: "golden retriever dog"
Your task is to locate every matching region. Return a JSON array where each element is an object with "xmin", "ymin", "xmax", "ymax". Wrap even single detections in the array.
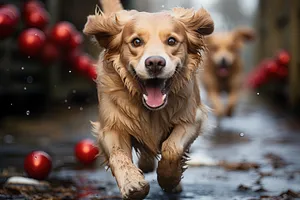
[
  {"xmin": 83, "ymin": 0, "xmax": 214, "ymax": 199},
  {"xmin": 201, "ymin": 28, "xmax": 255, "ymax": 118}
]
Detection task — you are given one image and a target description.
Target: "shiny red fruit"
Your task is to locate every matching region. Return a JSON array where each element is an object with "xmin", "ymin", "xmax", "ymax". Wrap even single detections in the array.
[
  {"xmin": 40, "ymin": 42, "xmax": 60, "ymax": 64},
  {"xmin": 74, "ymin": 54, "xmax": 94, "ymax": 72},
  {"xmin": 24, "ymin": 151, "xmax": 52, "ymax": 180},
  {"xmin": 87, "ymin": 66, "xmax": 97, "ymax": 80},
  {"xmin": 25, "ymin": 8, "xmax": 49, "ymax": 29},
  {"xmin": 23, "ymin": 0, "xmax": 44, "ymax": 15},
  {"xmin": 69, "ymin": 32, "xmax": 83, "ymax": 49},
  {"xmin": 265, "ymin": 60, "xmax": 279, "ymax": 74},
  {"xmin": 51, "ymin": 21, "xmax": 75, "ymax": 47},
  {"xmin": 18, "ymin": 28, "xmax": 46, "ymax": 57},
  {"xmin": 0, "ymin": 12, "xmax": 15, "ymax": 39},
  {"xmin": 0, "ymin": 4, "xmax": 20, "ymax": 25},
  {"xmin": 277, "ymin": 50, "xmax": 290, "ymax": 66},
  {"xmin": 75, "ymin": 139, "xmax": 99, "ymax": 165}
]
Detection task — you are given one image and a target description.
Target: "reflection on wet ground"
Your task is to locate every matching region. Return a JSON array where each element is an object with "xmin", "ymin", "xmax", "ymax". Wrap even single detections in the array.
[{"xmin": 0, "ymin": 91, "xmax": 300, "ymax": 199}]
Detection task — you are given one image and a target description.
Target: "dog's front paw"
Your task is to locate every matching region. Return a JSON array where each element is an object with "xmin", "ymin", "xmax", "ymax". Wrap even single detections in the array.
[
  {"xmin": 157, "ymin": 158, "xmax": 182, "ymax": 192},
  {"xmin": 119, "ymin": 165, "xmax": 149, "ymax": 200},
  {"xmin": 225, "ymin": 106, "xmax": 234, "ymax": 117},
  {"xmin": 121, "ymin": 178, "xmax": 149, "ymax": 200}
]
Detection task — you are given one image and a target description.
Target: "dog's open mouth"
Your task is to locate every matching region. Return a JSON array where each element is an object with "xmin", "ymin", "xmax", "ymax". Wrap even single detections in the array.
[
  {"xmin": 218, "ymin": 68, "xmax": 229, "ymax": 77},
  {"xmin": 217, "ymin": 63, "xmax": 230, "ymax": 77},
  {"xmin": 141, "ymin": 78, "xmax": 170, "ymax": 110},
  {"xmin": 130, "ymin": 66, "xmax": 171, "ymax": 110}
]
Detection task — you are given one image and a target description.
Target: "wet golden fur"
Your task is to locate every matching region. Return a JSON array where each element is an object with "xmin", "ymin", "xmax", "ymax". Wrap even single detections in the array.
[
  {"xmin": 201, "ymin": 28, "xmax": 255, "ymax": 117},
  {"xmin": 84, "ymin": 2, "xmax": 214, "ymax": 199}
]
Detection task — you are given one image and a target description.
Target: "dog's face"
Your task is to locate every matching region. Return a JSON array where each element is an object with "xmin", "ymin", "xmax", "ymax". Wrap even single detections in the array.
[
  {"xmin": 206, "ymin": 28, "xmax": 255, "ymax": 77},
  {"xmin": 84, "ymin": 8, "xmax": 214, "ymax": 110}
]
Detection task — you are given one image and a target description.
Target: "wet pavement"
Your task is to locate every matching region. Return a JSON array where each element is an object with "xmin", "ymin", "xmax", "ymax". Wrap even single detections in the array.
[{"xmin": 0, "ymin": 89, "xmax": 300, "ymax": 200}]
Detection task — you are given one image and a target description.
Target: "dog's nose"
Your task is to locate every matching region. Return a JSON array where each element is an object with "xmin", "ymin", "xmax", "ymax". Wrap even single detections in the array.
[
  {"xmin": 220, "ymin": 57, "xmax": 228, "ymax": 68},
  {"xmin": 145, "ymin": 56, "xmax": 166, "ymax": 76}
]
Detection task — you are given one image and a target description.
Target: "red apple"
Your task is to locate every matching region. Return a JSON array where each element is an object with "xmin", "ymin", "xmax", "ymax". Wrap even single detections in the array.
[
  {"xmin": 75, "ymin": 139, "xmax": 99, "ymax": 165},
  {"xmin": 24, "ymin": 151, "xmax": 52, "ymax": 180},
  {"xmin": 18, "ymin": 28, "xmax": 46, "ymax": 57},
  {"xmin": 23, "ymin": 0, "xmax": 44, "ymax": 15},
  {"xmin": 0, "ymin": 4, "xmax": 19, "ymax": 26},
  {"xmin": 277, "ymin": 50, "xmax": 290, "ymax": 66},
  {"xmin": 265, "ymin": 60, "xmax": 280, "ymax": 75},
  {"xmin": 0, "ymin": 5, "xmax": 19, "ymax": 39},
  {"xmin": 40, "ymin": 42, "xmax": 60, "ymax": 64},
  {"xmin": 25, "ymin": 7, "xmax": 49, "ymax": 30},
  {"xmin": 69, "ymin": 32, "xmax": 83, "ymax": 49},
  {"xmin": 74, "ymin": 54, "xmax": 94, "ymax": 72},
  {"xmin": 51, "ymin": 21, "xmax": 76, "ymax": 47},
  {"xmin": 87, "ymin": 66, "xmax": 97, "ymax": 80}
]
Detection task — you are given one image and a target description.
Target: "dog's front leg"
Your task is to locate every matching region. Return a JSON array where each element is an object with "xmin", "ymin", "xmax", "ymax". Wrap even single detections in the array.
[
  {"xmin": 207, "ymin": 91, "xmax": 224, "ymax": 117},
  {"xmin": 225, "ymin": 90, "xmax": 239, "ymax": 117},
  {"xmin": 157, "ymin": 121, "xmax": 201, "ymax": 192},
  {"xmin": 99, "ymin": 130, "xmax": 149, "ymax": 199}
]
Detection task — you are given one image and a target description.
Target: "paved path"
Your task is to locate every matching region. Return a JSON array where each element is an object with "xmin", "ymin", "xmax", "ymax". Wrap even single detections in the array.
[{"xmin": 1, "ymin": 90, "xmax": 300, "ymax": 199}]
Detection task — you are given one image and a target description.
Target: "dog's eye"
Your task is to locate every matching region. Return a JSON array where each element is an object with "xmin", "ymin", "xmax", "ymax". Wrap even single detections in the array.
[
  {"xmin": 167, "ymin": 37, "xmax": 177, "ymax": 46},
  {"xmin": 131, "ymin": 38, "xmax": 143, "ymax": 47}
]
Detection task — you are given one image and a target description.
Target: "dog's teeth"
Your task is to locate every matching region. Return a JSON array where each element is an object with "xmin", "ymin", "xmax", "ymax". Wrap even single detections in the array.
[
  {"xmin": 162, "ymin": 94, "xmax": 167, "ymax": 101},
  {"xmin": 143, "ymin": 94, "xmax": 148, "ymax": 101}
]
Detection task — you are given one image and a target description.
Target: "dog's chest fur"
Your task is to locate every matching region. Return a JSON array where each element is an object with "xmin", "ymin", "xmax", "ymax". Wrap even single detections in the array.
[{"xmin": 97, "ymin": 64, "xmax": 201, "ymax": 155}]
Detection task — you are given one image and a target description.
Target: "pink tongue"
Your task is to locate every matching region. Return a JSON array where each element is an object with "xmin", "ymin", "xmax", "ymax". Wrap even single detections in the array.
[
  {"xmin": 218, "ymin": 68, "xmax": 229, "ymax": 77},
  {"xmin": 145, "ymin": 87, "xmax": 164, "ymax": 108}
]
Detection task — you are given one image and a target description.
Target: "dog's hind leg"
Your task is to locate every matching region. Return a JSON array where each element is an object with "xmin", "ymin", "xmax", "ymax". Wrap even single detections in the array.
[{"xmin": 98, "ymin": 130, "xmax": 149, "ymax": 199}]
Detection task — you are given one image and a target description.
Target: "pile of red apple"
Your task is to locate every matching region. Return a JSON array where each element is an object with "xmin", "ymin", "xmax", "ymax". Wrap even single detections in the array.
[
  {"xmin": 247, "ymin": 50, "xmax": 290, "ymax": 89},
  {"xmin": 0, "ymin": 1, "xmax": 96, "ymax": 80}
]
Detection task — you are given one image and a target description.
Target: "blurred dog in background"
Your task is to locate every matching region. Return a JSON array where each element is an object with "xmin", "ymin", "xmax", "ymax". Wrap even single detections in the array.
[{"xmin": 200, "ymin": 28, "xmax": 255, "ymax": 119}]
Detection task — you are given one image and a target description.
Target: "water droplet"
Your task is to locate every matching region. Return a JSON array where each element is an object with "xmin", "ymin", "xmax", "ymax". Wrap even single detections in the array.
[
  {"xmin": 161, "ymin": 5, "xmax": 165, "ymax": 8},
  {"xmin": 10, "ymin": 103, "xmax": 13, "ymax": 106},
  {"xmin": 64, "ymin": 99, "xmax": 68, "ymax": 103},
  {"xmin": 27, "ymin": 76, "xmax": 33, "ymax": 84},
  {"xmin": 28, "ymin": 56, "xmax": 31, "ymax": 59},
  {"xmin": 24, "ymin": 87, "xmax": 27, "ymax": 90},
  {"xmin": 80, "ymin": 107, "xmax": 83, "ymax": 111},
  {"xmin": 69, "ymin": 70, "xmax": 72, "ymax": 73},
  {"xmin": 3, "ymin": 135, "xmax": 14, "ymax": 144},
  {"xmin": 240, "ymin": 132, "xmax": 245, "ymax": 137},
  {"xmin": 21, "ymin": 67, "xmax": 24, "ymax": 70},
  {"xmin": 257, "ymin": 92, "xmax": 260, "ymax": 96},
  {"xmin": 72, "ymin": 90, "xmax": 76, "ymax": 94},
  {"xmin": 34, "ymin": 33, "xmax": 37, "ymax": 36},
  {"xmin": 68, "ymin": 106, "xmax": 71, "ymax": 110},
  {"xmin": 26, "ymin": 110, "xmax": 30, "ymax": 115}
]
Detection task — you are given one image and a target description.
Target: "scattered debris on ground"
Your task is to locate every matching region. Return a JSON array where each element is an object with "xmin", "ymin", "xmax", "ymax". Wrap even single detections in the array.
[
  {"xmin": 264, "ymin": 153, "xmax": 288, "ymax": 169},
  {"xmin": 219, "ymin": 161, "xmax": 260, "ymax": 171},
  {"xmin": 258, "ymin": 190, "xmax": 300, "ymax": 200}
]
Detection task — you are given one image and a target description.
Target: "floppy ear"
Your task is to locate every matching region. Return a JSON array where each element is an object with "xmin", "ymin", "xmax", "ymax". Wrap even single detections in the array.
[
  {"xmin": 234, "ymin": 27, "xmax": 256, "ymax": 42},
  {"xmin": 171, "ymin": 7, "xmax": 214, "ymax": 52},
  {"xmin": 83, "ymin": 10, "xmax": 135, "ymax": 49},
  {"xmin": 171, "ymin": 7, "xmax": 214, "ymax": 36}
]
